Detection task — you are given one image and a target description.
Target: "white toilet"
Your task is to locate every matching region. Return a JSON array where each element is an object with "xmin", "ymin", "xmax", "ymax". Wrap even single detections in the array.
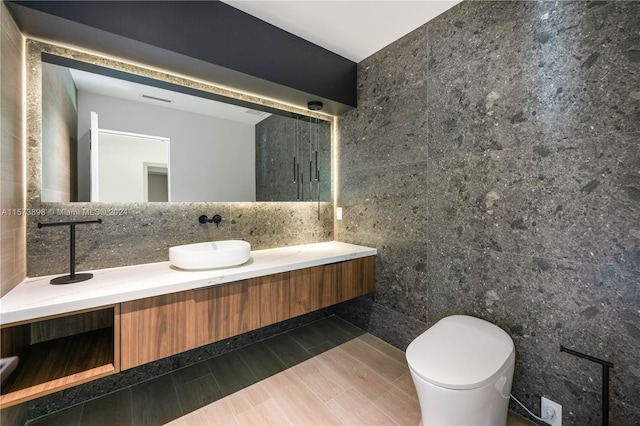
[{"xmin": 406, "ymin": 315, "xmax": 515, "ymax": 426}]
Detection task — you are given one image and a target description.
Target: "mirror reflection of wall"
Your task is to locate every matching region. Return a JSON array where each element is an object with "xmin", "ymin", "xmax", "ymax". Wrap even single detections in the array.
[
  {"xmin": 146, "ymin": 166, "xmax": 169, "ymax": 202},
  {"xmin": 76, "ymin": 75, "xmax": 257, "ymax": 203},
  {"xmin": 40, "ymin": 59, "xmax": 331, "ymax": 204},
  {"xmin": 94, "ymin": 130, "xmax": 169, "ymax": 203},
  {"xmin": 41, "ymin": 62, "xmax": 78, "ymax": 202}
]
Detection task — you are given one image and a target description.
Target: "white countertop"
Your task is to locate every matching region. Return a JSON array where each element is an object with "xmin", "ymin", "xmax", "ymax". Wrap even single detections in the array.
[{"xmin": 0, "ymin": 241, "xmax": 376, "ymax": 325}]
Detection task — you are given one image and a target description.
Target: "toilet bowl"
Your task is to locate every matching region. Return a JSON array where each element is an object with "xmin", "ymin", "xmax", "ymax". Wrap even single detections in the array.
[{"xmin": 406, "ymin": 315, "xmax": 515, "ymax": 426}]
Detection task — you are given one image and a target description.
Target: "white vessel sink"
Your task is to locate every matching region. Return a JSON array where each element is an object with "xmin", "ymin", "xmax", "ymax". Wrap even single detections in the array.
[{"xmin": 169, "ymin": 240, "xmax": 251, "ymax": 270}]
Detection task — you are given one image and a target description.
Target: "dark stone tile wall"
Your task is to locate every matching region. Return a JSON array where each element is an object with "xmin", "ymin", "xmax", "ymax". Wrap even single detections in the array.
[{"xmin": 336, "ymin": 1, "xmax": 640, "ymax": 425}]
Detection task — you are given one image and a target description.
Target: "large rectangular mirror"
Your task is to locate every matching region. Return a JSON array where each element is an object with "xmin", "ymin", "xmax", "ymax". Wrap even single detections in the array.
[{"xmin": 39, "ymin": 52, "xmax": 331, "ymax": 203}]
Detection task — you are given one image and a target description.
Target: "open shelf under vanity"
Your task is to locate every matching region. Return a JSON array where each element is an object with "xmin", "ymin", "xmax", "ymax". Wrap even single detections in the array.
[{"xmin": 0, "ymin": 306, "xmax": 120, "ymax": 408}]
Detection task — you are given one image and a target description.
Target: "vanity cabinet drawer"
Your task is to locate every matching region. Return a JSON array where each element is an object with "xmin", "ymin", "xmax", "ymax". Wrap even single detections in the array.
[
  {"xmin": 194, "ymin": 280, "xmax": 260, "ymax": 347},
  {"xmin": 120, "ymin": 281, "xmax": 262, "ymax": 369},
  {"xmin": 259, "ymin": 256, "xmax": 376, "ymax": 328},
  {"xmin": 257, "ymin": 265, "xmax": 336, "ymax": 327},
  {"xmin": 256, "ymin": 271, "xmax": 292, "ymax": 326},
  {"xmin": 329, "ymin": 256, "xmax": 376, "ymax": 302},
  {"xmin": 289, "ymin": 265, "xmax": 336, "ymax": 317},
  {"xmin": 120, "ymin": 291, "xmax": 196, "ymax": 370}
]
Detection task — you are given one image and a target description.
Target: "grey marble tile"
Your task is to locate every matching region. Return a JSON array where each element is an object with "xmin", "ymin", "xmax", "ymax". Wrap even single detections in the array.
[
  {"xmin": 335, "ymin": 296, "xmax": 427, "ymax": 352},
  {"xmin": 517, "ymin": 1, "xmax": 640, "ymax": 140},
  {"xmin": 427, "ymin": 1, "xmax": 640, "ymax": 155},
  {"xmin": 331, "ymin": 233, "xmax": 432, "ymax": 323},
  {"xmin": 356, "ymin": 23, "xmax": 429, "ymax": 105},
  {"xmin": 228, "ymin": 202, "xmax": 333, "ymax": 249},
  {"xmin": 426, "ymin": 135, "xmax": 640, "ymax": 265},
  {"xmin": 364, "ymin": 301, "xmax": 428, "ymax": 351},
  {"xmin": 339, "ymin": 112, "xmax": 429, "ymax": 172},
  {"xmin": 339, "ymin": 161, "xmax": 429, "ymax": 205},
  {"xmin": 610, "ymin": 399, "xmax": 640, "ymax": 426},
  {"xmin": 337, "ymin": 162, "xmax": 431, "ymax": 242},
  {"xmin": 372, "ymin": 238, "xmax": 431, "ymax": 323}
]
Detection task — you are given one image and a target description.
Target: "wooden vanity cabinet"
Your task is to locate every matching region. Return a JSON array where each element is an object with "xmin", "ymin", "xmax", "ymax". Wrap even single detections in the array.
[
  {"xmin": 120, "ymin": 292, "xmax": 196, "ymax": 370},
  {"xmin": 120, "ymin": 257, "xmax": 376, "ymax": 370},
  {"xmin": 120, "ymin": 279, "xmax": 262, "ymax": 370},
  {"xmin": 0, "ymin": 306, "xmax": 120, "ymax": 408}
]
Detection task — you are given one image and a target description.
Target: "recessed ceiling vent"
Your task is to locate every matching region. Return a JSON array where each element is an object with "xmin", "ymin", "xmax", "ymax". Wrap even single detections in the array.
[{"xmin": 142, "ymin": 94, "xmax": 172, "ymax": 103}]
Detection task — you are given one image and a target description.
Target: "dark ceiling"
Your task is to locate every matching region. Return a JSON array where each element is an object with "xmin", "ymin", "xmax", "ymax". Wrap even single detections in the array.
[{"xmin": 6, "ymin": 0, "xmax": 357, "ymax": 115}]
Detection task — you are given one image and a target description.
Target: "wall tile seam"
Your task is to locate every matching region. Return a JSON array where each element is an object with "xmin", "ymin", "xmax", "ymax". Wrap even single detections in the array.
[
  {"xmin": 433, "ymin": 242, "xmax": 640, "ymax": 275},
  {"xmin": 338, "ymin": 158, "xmax": 430, "ymax": 176},
  {"xmin": 334, "ymin": 231, "xmax": 640, "ymax": 276},
  {"xmin": 340, "ymin": 121, "xmax": 640, "ymax": 146},
  {"xmin": 337, "ymin": 233, "xmax": 432, "ymax": 247},
  {"xmin": 339, "ymin": 129, "xmax": 640, "ymax": 176}
]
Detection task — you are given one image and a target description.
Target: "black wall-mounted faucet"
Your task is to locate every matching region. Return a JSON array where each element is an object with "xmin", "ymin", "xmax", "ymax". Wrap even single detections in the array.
[{"xmin": 199, "ymin": 214, "xmax": 222, "ymax": 227}]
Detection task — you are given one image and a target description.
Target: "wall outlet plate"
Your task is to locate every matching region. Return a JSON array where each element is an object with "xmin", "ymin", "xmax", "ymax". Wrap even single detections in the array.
[
  {"xmin": 336, "ymin": 207, "xmax": 343, "ymax": 220},
  {"xmin": 541, "ymin": 396, "xmax": 562, "ymax": 426}
]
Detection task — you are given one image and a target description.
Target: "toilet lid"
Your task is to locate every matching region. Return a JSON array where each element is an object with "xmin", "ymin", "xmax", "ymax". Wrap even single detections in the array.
[{"xmin": 406, "ymin": 315, "xmax": 514, "ymax": 390}]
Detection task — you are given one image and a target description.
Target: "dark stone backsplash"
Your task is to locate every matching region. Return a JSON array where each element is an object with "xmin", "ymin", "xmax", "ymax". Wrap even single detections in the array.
[
  {"xmin": 27, "ymin": 202, "xmax": 333, "ymax": 277},
  {"xmin": 336, "ymin": 1, "xmax": 639, "ymax": 425}
]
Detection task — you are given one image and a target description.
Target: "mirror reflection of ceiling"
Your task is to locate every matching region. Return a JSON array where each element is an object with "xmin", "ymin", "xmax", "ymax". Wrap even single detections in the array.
[{"xmin": 69, "ymin": 69, "xmax": 272, "ymax": 125}]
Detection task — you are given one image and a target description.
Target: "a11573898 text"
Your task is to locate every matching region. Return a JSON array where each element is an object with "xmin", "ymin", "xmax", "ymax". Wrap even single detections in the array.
[{"xmin": 1, "ymin": 208, "xmax": 128, "ymax": 217}]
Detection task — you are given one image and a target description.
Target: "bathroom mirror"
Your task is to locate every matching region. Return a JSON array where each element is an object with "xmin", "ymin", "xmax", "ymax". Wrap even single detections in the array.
[{"xmin": 39, "ymin": 53, "xmax": 331, "ymax": 203}]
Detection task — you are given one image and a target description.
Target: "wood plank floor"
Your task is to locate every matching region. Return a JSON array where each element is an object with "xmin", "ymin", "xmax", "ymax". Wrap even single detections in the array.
[
  {"xmin": 28, "ymin": 317, "xmax": 535, "ymax": 426},
  {"xmin": 166, "ymin": 331, "xmax": 533, "ymax": 426}
]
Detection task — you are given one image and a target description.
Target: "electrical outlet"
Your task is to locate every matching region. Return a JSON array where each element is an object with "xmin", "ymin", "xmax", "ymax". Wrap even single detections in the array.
[
  {"xmin": 541, "ymin": 396, "xmax": 562, "ymax": 426},
  {"xmin": 336, "ymin": 207, "xmax": 343, "ymax": 220}
]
